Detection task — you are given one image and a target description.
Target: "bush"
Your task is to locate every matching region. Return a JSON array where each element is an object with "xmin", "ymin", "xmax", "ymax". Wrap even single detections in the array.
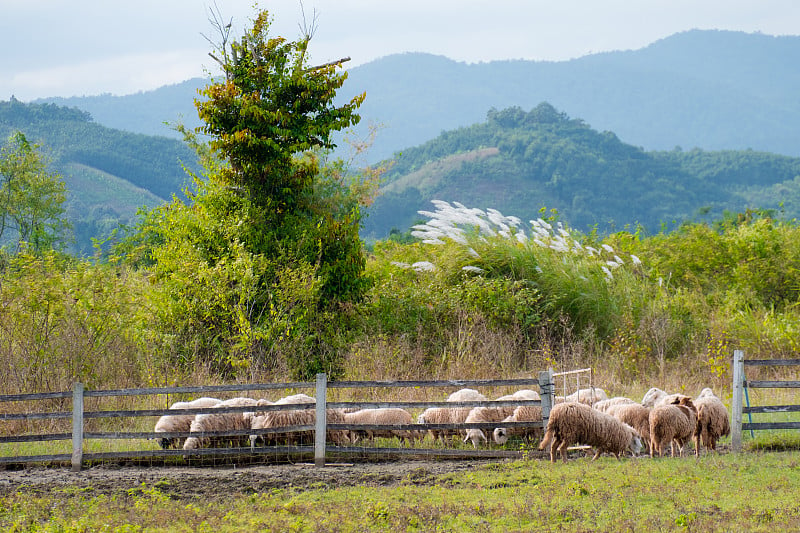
[{"xmin": 0, "ymin": 252, "xmax": 156, "ymax": 393}]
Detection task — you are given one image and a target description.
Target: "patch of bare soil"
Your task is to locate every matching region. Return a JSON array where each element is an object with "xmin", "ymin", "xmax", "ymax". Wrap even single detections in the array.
[{"xmin": 0, "ymin": 459, "xmax": 504, "ymax": 500}]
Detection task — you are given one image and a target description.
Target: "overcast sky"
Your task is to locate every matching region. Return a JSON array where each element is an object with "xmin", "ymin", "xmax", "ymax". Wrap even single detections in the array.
[{"xmin": 2, "ymin": 0, "xmax": 799, "ymax": 101}]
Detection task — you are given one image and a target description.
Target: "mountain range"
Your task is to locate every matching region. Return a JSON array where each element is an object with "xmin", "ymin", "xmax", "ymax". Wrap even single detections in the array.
[
  {"xmin": 38, "ymin": 29, "xmax": 800, "ymax": 164},
  {"xmin": 3, "ymin": 28, "xmax": 798, "ymax": 250}
]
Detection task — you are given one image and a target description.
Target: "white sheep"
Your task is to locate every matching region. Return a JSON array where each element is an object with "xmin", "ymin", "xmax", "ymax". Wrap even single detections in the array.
[
  {"xmin": 247, "ymin": 398, "xmax": 276, "ymax": 447},
  {"xmin": 565, "ymin": 387, "xmax": 608, "ymax": 405},
  {"xmin": 592, "ymin": 397, "xmax": 635, "ymax": 413},
  {"xmin": 462, "ymin": 405, "xmax": 513, "ymax": 448},
  {"xmin": 250, "ymin": 394, "xmax": 348, "ymax": 447},
  {"xmin": 693, "ymin": 388, "xmax": 730, "ymax": 455},
  {"xmin": 344, "ymin": 408, "xmax": 418, "ymax": 446},
  {"xmin": 649, "ymin": 395, "xmax": 698, "ymax": 457},
  {"xmin": 509, "ymin": 389, "xmax": 541, "ymax": 401},
  {"xmin": 250, "ymin": 393, "xmax": 315, "ymax": 446},
  {"xmin": 153, "ymin": 397, "xmax": 222, "ymax": 449},
  {"xmin": 446, "ymin": 388, "xmax": 486, "ymax": 402},
  {"xmin": 492, "ymin": 404, "xmax": 544, "ymax": 445},
  {"xmin": 274, "ymin": 393, "xmax": 316, "ymax": 405},
  {"xmin": 417, "ymin": 388, "xmax": 488, "ymax": 443},
  {"xmin": 642, "ymin": 387, "xmax": 672, "ymax": 409},
  {"xmin": 463, "ymin": 390, "xmax": 541, "ymax": 448},
  {"xmin": 538, "ymin": 401, "xmax": 643, "ymax": 462},
  {"xmin": 183, "ymin": 397, "xmax": 259, "ymax": 450},
  {"xmin": 606, "ymin": 403, "xmax": 651, "ymax": 455}
]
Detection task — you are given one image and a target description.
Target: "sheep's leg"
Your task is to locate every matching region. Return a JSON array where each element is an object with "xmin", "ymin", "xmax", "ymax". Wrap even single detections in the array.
[
  {"xmin": 548, "ymin": 437, "xmax": 558, "ymax": 463},
  {"xmin": 591, "ymin": 449, "xmax": 602, "ymax": 461},
  {"xmin": 653, "ymin": 438, "xmax": 663, "ymax": 458},
  {"xmin": 555, "ymin": 439, "xmax": 569, "ymax": 463}
]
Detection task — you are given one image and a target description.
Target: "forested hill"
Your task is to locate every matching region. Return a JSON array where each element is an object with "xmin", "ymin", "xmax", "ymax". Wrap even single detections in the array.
[
  {"xmin": 0, "ymin": 99, "xmax": 200, "ymax": 254},
  {"xmin": 36, "ymin": 30, "xmax": 800, "ymax": 164},
  {"xmin": 362, "ymin": 103, "xmax": 800, "ymax": 238},
  {"xmin": 343, "ymin": 29, "xmax": 800, "ymax": 162}
]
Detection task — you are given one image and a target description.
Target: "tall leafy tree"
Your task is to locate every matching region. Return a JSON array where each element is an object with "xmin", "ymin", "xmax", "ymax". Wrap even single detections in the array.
[
  {"xmin": 132, "ymin": 8, "xmax": 373, "ymax": 378},
  {"xmin": 0, "ymin": 132, "xmax": 69, "ymax": 253},
  {"xmin": 196, "ymin": 8, "xmax": 368, "ymax": 300}
]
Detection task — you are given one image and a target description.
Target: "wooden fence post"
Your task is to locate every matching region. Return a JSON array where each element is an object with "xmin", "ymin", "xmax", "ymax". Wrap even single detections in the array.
[
  {"xmin": 315, "ymin": 373, "xmax": 327, "ymax": 467},
  {"xmin": 731, "ymin": 350, "xmax": 744, "ymax": 452},
  {"xmin": 538, "ymin": 369, "xmax": 555, "ymax": 429},
  {"xmin": 71, "ymin": 382, "xmax": 84, "ymax": 472}
]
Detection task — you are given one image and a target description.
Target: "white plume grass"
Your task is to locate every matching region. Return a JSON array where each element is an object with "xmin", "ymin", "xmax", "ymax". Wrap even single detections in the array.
[{"xmin": 406, "ymin": 201, "xmax": 645, "ymax": 283}]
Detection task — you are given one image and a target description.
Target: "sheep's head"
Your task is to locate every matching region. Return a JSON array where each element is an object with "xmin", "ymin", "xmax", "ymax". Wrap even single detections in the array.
[
  {"xmin": 629, "ymin": 434, "xmax": 644, "ymax": 455},
  {"xmin": 697, "ymin": 387, "xmax": 716, "ymax": 399},
  {"xmin": 670, "ymin": 395, "xmax": 697, "ymax": 414},
  {"xmin": 493, "ymin": 427, "xmax": 509, "ymax": 445},
  {"xmin": 625, "ymin": 425, "xmax": 644, "ymax": 455},
  {"xmin": 157, "ymin": 437, "xmax": 173, "ymax": 450},
  {"xmin": 641, "ymin": 387, "xmax": 667, "ymax": 408}
]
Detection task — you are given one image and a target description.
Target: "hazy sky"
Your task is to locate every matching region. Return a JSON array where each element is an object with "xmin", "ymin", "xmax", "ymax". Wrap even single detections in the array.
[{"xmin": 2, "ymin": 0, "xmax": 799, "ymax": 101}]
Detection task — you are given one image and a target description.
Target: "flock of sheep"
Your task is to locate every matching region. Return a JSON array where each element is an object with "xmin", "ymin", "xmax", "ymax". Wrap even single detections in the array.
[
  {"xmin": 153, "ymin": 393, "xmax": 420, "ymax": 451},
  {"xmin": 151, "ymin": 384, "xmax": 731, "ymax": 463},
  {"xmin": 152, "ymin": 388, "xmax": 543, "ymax": 452},
  {"xmin": 540, "ymin": 386, "xmax": 731, "ymax": 462}
]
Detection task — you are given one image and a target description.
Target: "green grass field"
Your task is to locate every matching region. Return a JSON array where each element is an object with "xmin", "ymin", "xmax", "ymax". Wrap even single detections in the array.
[{"xmin": 2, "ymin": 451, "xmax": 798, "ymax": 532}]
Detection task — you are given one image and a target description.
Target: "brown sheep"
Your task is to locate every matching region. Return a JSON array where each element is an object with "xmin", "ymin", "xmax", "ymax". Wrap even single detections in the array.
[
  {"xmin": 693, "ymin": 388, "xmax": 730, "ymax": 455},
  {"xmin": 492, "ymin": 404, "xmax": 544, "ymax": 445},
  {"xmin": 607, "ymin": 403, "xmax": 651, "ymax": 455},
  {"xmin": 649, "ymin": 395, "xmax": 698, "ymax": 458},
  {"xmin": 538, "ymin": 402, "xmax": 643, "ymax": 463}
]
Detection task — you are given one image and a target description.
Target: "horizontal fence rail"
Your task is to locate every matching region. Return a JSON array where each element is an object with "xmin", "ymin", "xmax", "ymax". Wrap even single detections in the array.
[
  {"xmin": 732, "ymin": 350, "xmax": 800, "ymax": 450},
  {"xmin": 0, "ymin": 372, "xmax": 557, "ymax": 470}
]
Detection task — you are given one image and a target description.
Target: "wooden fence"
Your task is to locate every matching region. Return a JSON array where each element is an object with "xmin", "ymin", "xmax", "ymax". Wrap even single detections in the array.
[
  {"xmin": 0, "ymin": 371, "xmax": 556, "ymax": 471},
  {"xmin": 731, "ymin": 350, "xmax": 800, "ymax": 451}
]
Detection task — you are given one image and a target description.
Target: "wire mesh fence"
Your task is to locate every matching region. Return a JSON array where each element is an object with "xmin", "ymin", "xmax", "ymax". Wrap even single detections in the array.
[{"xmin": 0, "ymin": 373, "xmax": 556, "ymax": 470}]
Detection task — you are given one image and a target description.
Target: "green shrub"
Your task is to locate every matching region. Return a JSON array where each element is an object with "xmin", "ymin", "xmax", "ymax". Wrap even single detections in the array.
[{"xmin": 0, "ymin": 252, "xmax": 155, "ymax": 393}]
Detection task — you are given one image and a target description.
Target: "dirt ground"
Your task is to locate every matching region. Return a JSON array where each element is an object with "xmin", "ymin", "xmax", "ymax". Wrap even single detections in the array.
[
  {"xmin": 1, "ymin": 444, "xmax": 738, "ymax": 500},
  {"xmin": 0, "ymin": 458, "xmax": 510, "ymax": 500}
]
